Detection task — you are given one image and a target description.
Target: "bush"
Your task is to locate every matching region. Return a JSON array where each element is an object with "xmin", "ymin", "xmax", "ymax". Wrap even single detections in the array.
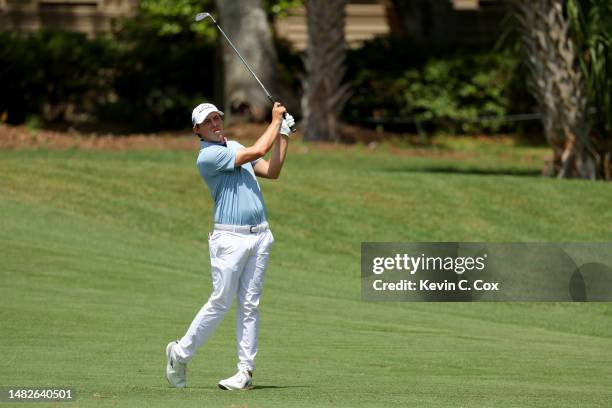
[
  {"xmin": 95, "ymin": 0, "xmax": 218, "ymax": 131},
  {"xmin": 0, "ymin": 0, "xmax": 218, "ymax": 132},
  {"xmin": 1, "ymin": 6, "xmax": 537, "ymax": 135},
  {"xmin": 343, "ymin": 37, "xmax": 537, "ymax": 135},
  {"xmin": 0, "ymin": 31, "xmax": 115, "ymax": 125},
  {"xmin": 97, "ymin": 12, "xmax": 217, "ymax": 131}
]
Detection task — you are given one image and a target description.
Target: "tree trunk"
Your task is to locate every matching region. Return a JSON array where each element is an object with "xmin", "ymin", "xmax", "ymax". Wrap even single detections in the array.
[
  {"xmin": 514, "ymin": 0, "xmax": 595, "ymax": 179},
  {"xmin": 301, "ymin": 0, "xmax": 351, "ymax": 142},
  {"xmin": 215, "ymin": 0, "xmax": 280, "ymax": 122}
]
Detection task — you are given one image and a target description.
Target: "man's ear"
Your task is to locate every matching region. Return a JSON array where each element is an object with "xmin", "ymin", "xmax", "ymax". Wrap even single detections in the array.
[{"xmin": 193, "ymin": 125, "xmax": 199, "ymax": 135}]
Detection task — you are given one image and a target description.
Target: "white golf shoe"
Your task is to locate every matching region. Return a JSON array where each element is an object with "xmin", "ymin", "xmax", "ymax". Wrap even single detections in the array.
[
  {"xmin": 165, "ymin": 340, "xmax": 187, "ymax": 388},
  {"xmin": 218, "ymin": 369, "xmax": 253, "ymax": 391}
]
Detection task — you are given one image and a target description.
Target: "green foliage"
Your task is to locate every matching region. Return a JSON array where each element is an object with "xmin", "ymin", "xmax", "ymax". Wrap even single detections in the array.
[
  {"xmin": 24, "ymin": 115, "xmax": 41, "ymax": 137},
  {"xmin": 0, "ymin": 0, "xmax": 219, "ymax": 131},
  {"xmin": 0, "ymin": 31, "xmax": 115, "ymax": 124},
  {"xmin": 1, "ymin": 1, "xmax": 536, "ymax": 135},
  {"xmin": 346, "ymin": 50, "xmax": 522, "ymax": 135},
  {"xmin": 264, "ymin": 0, "xmax": 303, "ymax": 18},
  {"xmin": 98, "ymin": 1, "xmax": 218, "ymax": 131},
  {"xmin": 567, "ymin": 0, "xmax": 612, "ymax": 142},
  {"xmin": 138, "ymin": 0, "xmax": 217, "ymax": 37}
]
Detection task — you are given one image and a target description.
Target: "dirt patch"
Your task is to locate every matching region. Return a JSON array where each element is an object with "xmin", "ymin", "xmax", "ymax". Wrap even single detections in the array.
[
  {"xmin": 0, "ymin": 122, "xmax": 313, "ymax": 151},
  {"xmin": 0, "ymin": 124, "xmax": 195, "ymax": 151},
  {"xmin": 0, "ymin": 123, "xmax": 531, "ymax": 163},
  {"xmin": 0, "ymin": 122, "xmax": 397, "ymax": 151}
]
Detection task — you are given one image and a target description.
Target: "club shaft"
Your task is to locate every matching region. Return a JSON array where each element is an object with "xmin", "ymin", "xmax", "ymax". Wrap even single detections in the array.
[{"xmin": 213, "ymin": 22, "xmax": 274, "ymax": 103}]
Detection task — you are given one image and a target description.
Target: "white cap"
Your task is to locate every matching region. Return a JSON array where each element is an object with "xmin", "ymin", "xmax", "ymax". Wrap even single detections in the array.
[{"xmin": 192, "ymin": 103, "xmax": 224, "ymax": 126}]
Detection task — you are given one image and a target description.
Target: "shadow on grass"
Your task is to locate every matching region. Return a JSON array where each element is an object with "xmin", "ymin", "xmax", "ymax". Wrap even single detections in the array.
[
  {"xmin": 383, "ymin": 166, "xmax": 542, "ymax": 177},
  {"xmin": 178, "ymin": 385, "xmax": 310, "ymax": 391},
  {"xmin": 252, "ymin": 385, "xmax": 310, "ymax": 390}
]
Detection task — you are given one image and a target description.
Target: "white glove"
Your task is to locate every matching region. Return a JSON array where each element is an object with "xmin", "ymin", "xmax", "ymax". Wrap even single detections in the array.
[{"xmin": 280, "ymin": 113, "xmax": 295, "ymax": 136}]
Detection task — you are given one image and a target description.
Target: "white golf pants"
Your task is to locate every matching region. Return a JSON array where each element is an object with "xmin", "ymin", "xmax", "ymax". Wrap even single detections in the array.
[{"xmin": 174, "ymin": 227, "xmax": 274, "ymax": 373}]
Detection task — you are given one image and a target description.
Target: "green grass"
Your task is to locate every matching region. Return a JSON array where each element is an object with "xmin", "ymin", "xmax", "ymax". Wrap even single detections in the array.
[{"xmin": 1, "ymin": 139, "xmax": 612, "ymax": 407}]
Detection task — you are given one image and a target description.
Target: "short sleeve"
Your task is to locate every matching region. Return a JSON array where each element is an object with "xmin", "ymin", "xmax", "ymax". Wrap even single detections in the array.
[
  {"xmin": 226, "ymin": 140, "xmax": 258, "ymax": 167},
  {"xmin": 200, "ymin": 145, "xmax": 236, "ymax": 173}
]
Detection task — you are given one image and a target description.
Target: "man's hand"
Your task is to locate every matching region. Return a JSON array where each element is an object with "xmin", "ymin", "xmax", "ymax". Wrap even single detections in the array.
[
  {"xmin": 272, "ymin": 102, "xmax": 286, "ymax": 124},
  {"xmin": 280, "ymin": 114, "xmax": 295, "ymax": 136}
]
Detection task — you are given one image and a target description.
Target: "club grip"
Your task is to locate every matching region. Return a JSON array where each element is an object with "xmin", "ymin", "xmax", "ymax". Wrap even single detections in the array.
[{"xmin": 282, "ymin": 112, "xmax": 297, "ymax": 133}]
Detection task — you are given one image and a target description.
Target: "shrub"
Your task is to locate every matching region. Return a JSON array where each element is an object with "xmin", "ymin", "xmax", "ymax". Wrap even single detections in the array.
[
  {"xmin": 0, "ymin": 0, "xmax": 218, "ymax": 131},
  {"xmin": 0, "ymin": 31, "xmax": 115, "ymax": 125},
  {"xmin": 98, "ymin": 14, "xmax": 217, "ymax": 131},
  {"xmin": 344, "ymin": 49, "xmax": 528, "ymax": 134}
]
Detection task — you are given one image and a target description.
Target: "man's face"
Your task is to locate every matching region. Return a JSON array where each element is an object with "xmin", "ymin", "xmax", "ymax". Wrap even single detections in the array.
[{"xmin": 194, "ymin": 112, "xmax": 224, "ymax": 141}]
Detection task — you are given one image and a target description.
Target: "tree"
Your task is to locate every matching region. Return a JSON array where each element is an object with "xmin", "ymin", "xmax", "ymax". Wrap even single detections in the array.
[
  {"xmin": 567, "ymin": 0, "xmax": 612, "ymax": 179},
  {"xmin": 301, "ymin": 0, "xmax": 351, "ymax": 141},
  {"xmin": 513, "ymin": 0, "xmax": 595, "ymax": 179},
  {"xmin": 215, "ymin": 0, "xmax": 281, "ymax": 122}
]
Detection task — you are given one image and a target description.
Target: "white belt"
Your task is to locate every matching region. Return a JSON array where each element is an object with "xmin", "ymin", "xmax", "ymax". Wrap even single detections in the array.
[{"xmin": 214, "ymin": 221, "xmax": 269, "ymax": 234}]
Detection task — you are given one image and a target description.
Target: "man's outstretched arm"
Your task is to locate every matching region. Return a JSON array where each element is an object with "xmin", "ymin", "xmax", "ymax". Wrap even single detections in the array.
[{"xmin": 234, "ymin": 103, "xmax": 286, "ymax": 167}]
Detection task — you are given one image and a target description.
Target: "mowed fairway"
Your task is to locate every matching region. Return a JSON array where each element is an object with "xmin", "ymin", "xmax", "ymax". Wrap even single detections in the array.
[{"xmin": 1, "ymin": 138, "xmax": 612, "ymax": 407}]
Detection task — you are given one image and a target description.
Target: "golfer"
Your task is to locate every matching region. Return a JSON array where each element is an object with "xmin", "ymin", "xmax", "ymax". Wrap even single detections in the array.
[{"xmin": 165, "ymin": 102, "xmax": 294, "ymax": 391}]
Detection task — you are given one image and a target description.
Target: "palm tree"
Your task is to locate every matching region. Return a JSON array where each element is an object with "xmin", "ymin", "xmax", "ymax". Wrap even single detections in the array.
[
  {"xmin": 513, "ymin": 0, "xmax": 595, "ymax": 179},
  {"xmin": 567, "ymin": 0, "xmax": 612, "ymax": 179},
  {"xmin": 301, "ymin": 0, "xmax": 351, "ymax": 141}
]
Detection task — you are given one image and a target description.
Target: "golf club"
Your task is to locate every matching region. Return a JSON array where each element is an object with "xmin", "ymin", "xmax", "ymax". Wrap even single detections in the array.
[{"xmin": 195, "ymin": 12, "xmax": 296, "ymax": 133}]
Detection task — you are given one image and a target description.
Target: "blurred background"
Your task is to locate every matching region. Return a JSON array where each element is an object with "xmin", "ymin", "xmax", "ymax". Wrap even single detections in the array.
[{"xmin": 0, "ymin": 0, "xmax": 610, "ymax": 179}]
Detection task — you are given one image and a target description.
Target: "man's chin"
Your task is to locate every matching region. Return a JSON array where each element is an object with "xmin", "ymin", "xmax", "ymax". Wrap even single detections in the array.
[{"xmin": 204, "ymin": 133, "xmax": 224, "ymax": 142}]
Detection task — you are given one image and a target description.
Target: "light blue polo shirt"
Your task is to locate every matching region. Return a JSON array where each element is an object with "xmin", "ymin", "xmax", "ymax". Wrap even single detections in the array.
[{"xmin": 196, "ymin": 140, "xmax": 267, "ymax": 226}]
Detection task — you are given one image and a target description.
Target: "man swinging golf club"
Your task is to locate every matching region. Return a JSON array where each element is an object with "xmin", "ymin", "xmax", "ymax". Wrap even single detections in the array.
[{"xmin": 165, "ymin": 102, "xmax": 294, "ymax": 390}]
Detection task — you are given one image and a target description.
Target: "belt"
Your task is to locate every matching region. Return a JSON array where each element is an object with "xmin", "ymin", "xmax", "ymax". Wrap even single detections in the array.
[{"xmin": 214, "ymin": 221, "xmax": 269, "ymax": 234}]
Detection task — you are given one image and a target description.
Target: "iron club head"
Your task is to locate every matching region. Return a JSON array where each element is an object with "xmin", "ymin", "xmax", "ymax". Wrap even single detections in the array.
[{"xmin": 195, "ymin": 12, "xmax": 215, "ymax": 23}]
